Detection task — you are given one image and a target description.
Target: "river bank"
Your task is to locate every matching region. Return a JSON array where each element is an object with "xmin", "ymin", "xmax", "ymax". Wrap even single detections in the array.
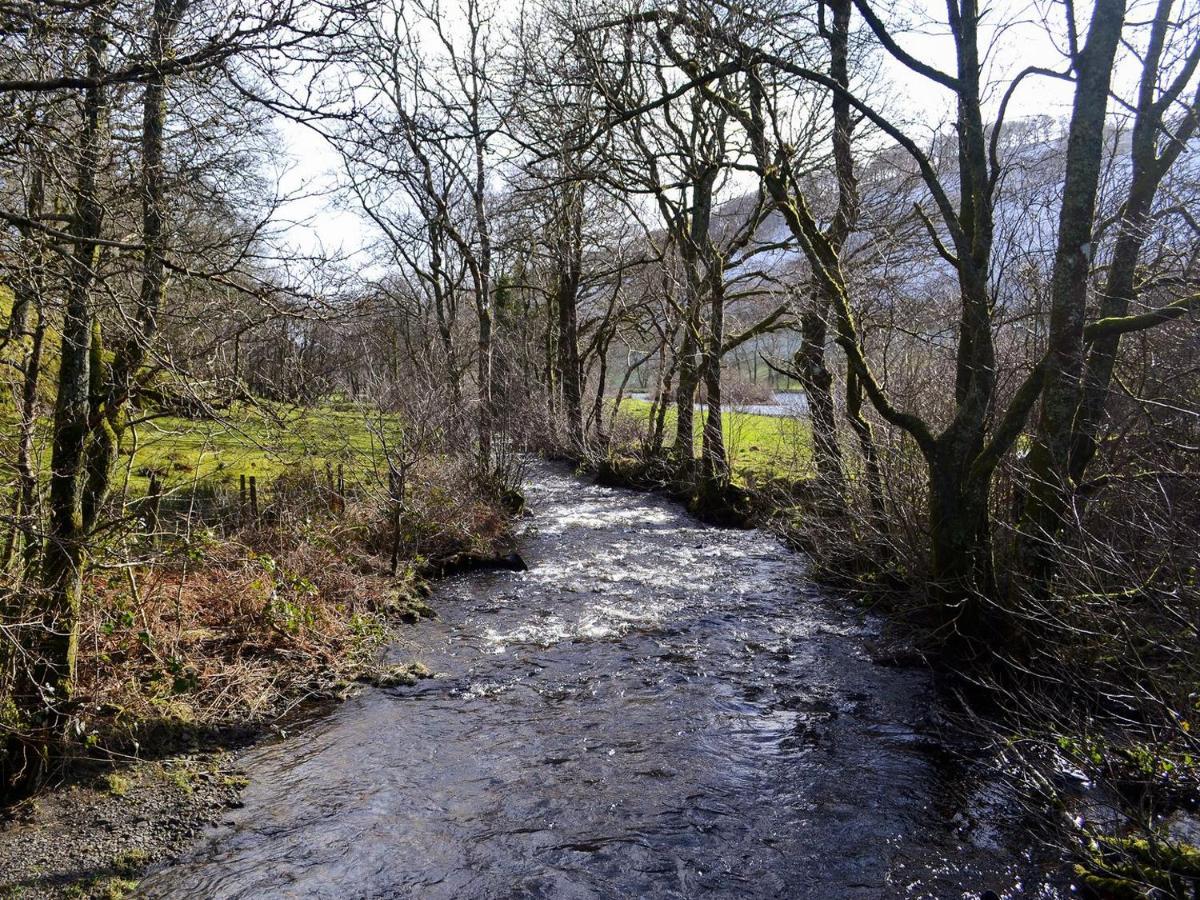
[
  {"xmin": 2, "ymin": 460, "xmax": 1068, "ymax": 898},
  {"xmin": 0, "ymin": 596, "xmax": 501, "ymax": 899},
  {"xmin": 132, "ymin": 461, "xmax": 1063, "ymax": 898},
  {"xmin": 0, "ymin": 747, "xmax": 250, "ymax": 899},
  {"xmin": 0, "ymin": 466, "xmax": 520, "ymax": 899}
]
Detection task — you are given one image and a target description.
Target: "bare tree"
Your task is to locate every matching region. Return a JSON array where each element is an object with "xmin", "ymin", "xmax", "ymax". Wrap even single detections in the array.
[{"xmin": 341, "ymin": 0, "xmax": 507, "ymax": 466}]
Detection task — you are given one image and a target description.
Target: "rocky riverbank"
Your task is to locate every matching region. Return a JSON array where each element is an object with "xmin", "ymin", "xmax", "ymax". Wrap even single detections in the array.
[{"xmin": 0, "ymin": 749, "xmax": 248, "ymax": 899}]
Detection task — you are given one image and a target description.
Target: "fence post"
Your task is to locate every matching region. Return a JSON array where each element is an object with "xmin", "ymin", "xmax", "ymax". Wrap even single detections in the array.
[
  {"xmin": 389, "ymin": 469, "xmax": 403, "ymax": 577},
  {"xmin": 249, "ymin": 475, "xmax": 259, "ymax": 522},
  {"xmin": 147, "ymin": 473, "xmax": 162, "ymax": 546}
]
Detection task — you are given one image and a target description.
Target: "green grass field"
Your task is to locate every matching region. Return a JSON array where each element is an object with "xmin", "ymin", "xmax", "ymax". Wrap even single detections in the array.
[
  {"xmin": 2, "ymin": 286, "xmax": 404, "ymax": 497},
  {"xmin": 612, "ymin": 397, "xmax": 813, "ymax": 484},
  {"xmin": 2, "ymin": 401, "xmax": 403, "ymax": 501},
  {"xmin": 119, "ymin": 403, "xmax": 402, "ymax": 495}
]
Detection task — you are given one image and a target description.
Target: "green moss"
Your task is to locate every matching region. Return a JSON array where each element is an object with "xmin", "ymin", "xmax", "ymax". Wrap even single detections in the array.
[
  {"xmin": 102, "ymin": 772, "xmax": 131, "ymax": 797},
  {"xmin": 382, "ymin": 585, "xmax": 437, "ymax": 625},
  {"xmin": 162, "ymin": 761, "xmax": 195, "ymax": 794},
  {"xmin": 0, "ymin": 282, "xmax": 61, "ymax": 409},
  {"xmin": 1077, "ymin": 834, "xmax": 1200, "ymax": 897},
  {"xmin": 110, "ymin": 850, "xmax": 148, "ymax": 877},
  {"xmin": 359, "ymin": 661, "xmax": 434, "ymax": 688},
  {"xmin": 98, "ymin": 878, "xmax": 139, "ymax": 900},
  {"xmin": 49, "ymin": 847, "xmax": 147, "ymax": 898}
]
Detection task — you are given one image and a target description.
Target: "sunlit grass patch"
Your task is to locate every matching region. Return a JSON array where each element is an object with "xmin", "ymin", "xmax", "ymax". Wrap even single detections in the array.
[
  {"xmin": 121, "ymin": 403, "xmax": 404, "ymax": 496},
  {"xmin": 612, "ymin": 397, "xmax": 813, "ymax": 483}
]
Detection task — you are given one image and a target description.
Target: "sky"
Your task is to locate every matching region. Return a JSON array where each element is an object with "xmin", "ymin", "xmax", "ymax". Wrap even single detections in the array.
[{"xmin": 269, "ymin": 0, "xmax": 1114, "ymax": 265}]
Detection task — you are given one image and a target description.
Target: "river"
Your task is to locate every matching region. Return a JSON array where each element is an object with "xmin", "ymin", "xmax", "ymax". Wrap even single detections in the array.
[{"xmin": 137, "ymin": 462, "xmax": 1062, "ymax": 899}]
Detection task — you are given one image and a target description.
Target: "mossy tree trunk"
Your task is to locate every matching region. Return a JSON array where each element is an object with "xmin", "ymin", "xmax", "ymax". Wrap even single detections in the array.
[
  {"xmin": 670, "ymin": 266, "xmax": 704, "ymax": 475},
  {"xmin": 553, "ymin": 176, "xmax": 585, "ymax": 452},
  {"xmin": 27, "ymin": 12, "xmax": 108, "ymax": 786},
  {"xmin": 699, "ymin": 261, "xmax": 729, "ymax": 490},
  {"xmin": 1018, "ymin": 0, "xmax": 1128, "ymax": 588},
  {"xmin": 1, "ymin": 150, "xmax": 48, "ymax": 578},
  {"xmin": 40, "ymin": 11, "xmax": 107, "ymax": 676},
  {"xmin": 795, "ymin": 297, "xmax": 846, "ymax": 511},
  {"xmin": 670, "ymin": 164, "xmax": 718, "ymax": 478}
]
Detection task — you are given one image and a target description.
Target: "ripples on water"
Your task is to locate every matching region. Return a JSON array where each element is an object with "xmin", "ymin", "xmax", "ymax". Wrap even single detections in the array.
[{"xmin": 138, "ymin": 463, "xmax": 1063, "ymax": 899}]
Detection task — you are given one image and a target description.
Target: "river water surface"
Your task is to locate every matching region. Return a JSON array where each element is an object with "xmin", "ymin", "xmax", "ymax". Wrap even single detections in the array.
[{"xmin": 138, "ymin": 463, "xmax": 1062, "ymax": 899}]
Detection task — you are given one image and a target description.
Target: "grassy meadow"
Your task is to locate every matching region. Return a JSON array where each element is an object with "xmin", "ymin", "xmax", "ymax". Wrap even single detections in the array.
[
  {"xmin": 1, "ymin": 286, "xmax": 400, "ymax": 499},
  {"xmin": 611, "ymin": 397, "xmax": 813, "ymax": 484}
]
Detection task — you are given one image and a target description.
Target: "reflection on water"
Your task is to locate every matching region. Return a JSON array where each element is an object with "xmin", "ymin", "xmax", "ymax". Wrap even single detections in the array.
[{"xmin": 138, "ymin": 463, "xmax": 1062, "ymax": 899}]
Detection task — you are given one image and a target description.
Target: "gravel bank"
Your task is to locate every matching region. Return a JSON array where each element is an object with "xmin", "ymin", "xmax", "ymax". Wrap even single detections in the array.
[{"xmin": 0, "ymin": 751, "xmax": 248, "ymax": 899}]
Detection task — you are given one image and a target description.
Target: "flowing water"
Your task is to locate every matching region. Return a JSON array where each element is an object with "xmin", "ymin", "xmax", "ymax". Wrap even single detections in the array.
[{"xmin": 138, "ymin": 463, "xmax": 1063, "ymax": 899}]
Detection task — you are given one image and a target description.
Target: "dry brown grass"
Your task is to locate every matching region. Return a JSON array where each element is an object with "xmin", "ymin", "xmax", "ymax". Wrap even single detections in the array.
[
  {"xmin": 73, "ymin": 531, "xmax": 399, "ymax": 751},
  {"xmin": 59, "ymin": 458, "xmax": 516, "ymax": 757}
]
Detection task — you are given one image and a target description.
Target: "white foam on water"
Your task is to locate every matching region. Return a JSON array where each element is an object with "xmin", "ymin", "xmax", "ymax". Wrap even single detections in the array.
[
  {"xmin": 484, "ymin": 597, "xmax": 683, "ymax": 649},
  {"xmin": 537, "ymin": 503, "xmax": 677, "ymax": 535}
]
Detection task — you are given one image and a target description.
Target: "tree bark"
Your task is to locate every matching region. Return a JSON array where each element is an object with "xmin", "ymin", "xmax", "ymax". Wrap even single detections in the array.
[
  {"xmin": 1019, "ymin": 0, "xmax": 1128, "ymax": 583},
  {"xmin": 1070, "ymin": 0, "xmax": 1199, "ymax": 485},
  {"xmin": 670, "ymin": 276, "xmax": 703, "ymax": 474},
  {"xmin": 845, "ymin": 366, "xmax": 886, "ymax": 524},
  {"xmin": 670, "ymin": 167, "xmax": 718, "ymax": 476},
  {"xmin": 794, "ymin": 299, "xmax": 845, "ymax": 509},
  {"xmin": 35, "ymin": 10, "xmax": 108, "ymax": 757},
  {"xmin": 554, "ymin": 192, "xmax": 584, "ymax": 451},
  {"xmin": 1, "ymin": 155, "xmax": 48, "ymax": 577},
  {"xmin": 700, "ymin": 265, "xmax": 729, "ymax": 488}
]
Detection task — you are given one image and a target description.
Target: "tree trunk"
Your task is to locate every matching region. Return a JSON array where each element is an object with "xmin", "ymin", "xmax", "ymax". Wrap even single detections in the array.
[
  {"xmin": 799, "ymin": 0, "xmax": 855, "ymax": 515},
  {"xmin": 927, "ymin": 452, "xmax": 996, "ymax": 640},
  {"xmin": 670, "ymin": 300, "xmax": 702, "ymax": 474},
  {"xmin": 555, "ymin": 253, "xmax": 583, "ymax": 451},
  {"xmin": 700, "ymin": 267, "xmax": 729, "ymax": 488},
  {"xmin": 794, "ymin": 299, "xmax": 846, "ymax": 511},
  {"xmin": 1019, "ymin": 0, "xmax": 1127, "ymax": 582},
  {"xmin": 16, "ymin": 312, "xmax": 46, "ymax": 578},
  {"xmin": 2, "ymin": 160, "xmax": 47, "ymax": 577},
  {"xmin": 1069, "ymin": 0, "xmax": 1195, "ymax": 486},
  {"xmin": 34, "ymin": 11, "xmax": 108, "ymax": 765},
  {"xmin": 649, "ymin": 340, "xmax": 678, "ymax": 457},
  {"xmin": 671, "ymin": 168, "xmax": 717, "ymax": 477},
  {"xmin": 845, "ymin": 367, "xmax": 886, "ymax": 525},
  {"xmin": 476, "ymin": 303, "xmax": 493, "ymax": 466},
  {"xmin": 587, "ymin": 333, "xmax": 611, "ymax": 448}
]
